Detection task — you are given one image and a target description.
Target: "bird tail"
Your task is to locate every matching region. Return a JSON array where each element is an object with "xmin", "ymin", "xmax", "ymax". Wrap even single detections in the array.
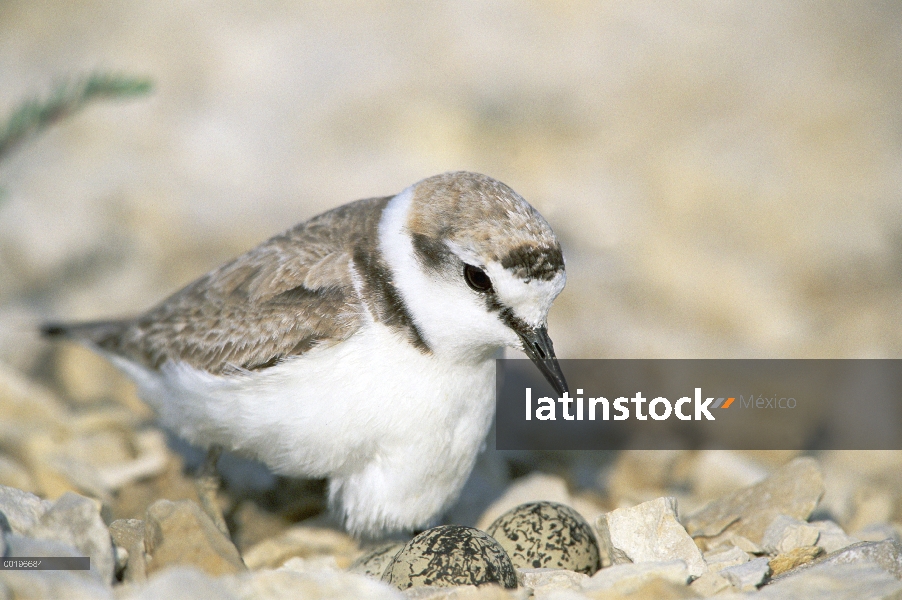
[{"xmin": 40, "ymin": 319, "xmax": 130, "ymax": 350}]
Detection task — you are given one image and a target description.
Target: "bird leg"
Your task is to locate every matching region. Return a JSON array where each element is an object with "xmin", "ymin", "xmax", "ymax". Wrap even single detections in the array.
[{"xmin": 195, "ymin": 444, "xmax": 230, "ymax": 537}]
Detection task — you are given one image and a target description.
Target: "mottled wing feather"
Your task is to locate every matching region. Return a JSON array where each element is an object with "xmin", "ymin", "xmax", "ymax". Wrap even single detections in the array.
[{"xmin": 69, "ymin": 196, "xmax": 391, "ymax": 374}]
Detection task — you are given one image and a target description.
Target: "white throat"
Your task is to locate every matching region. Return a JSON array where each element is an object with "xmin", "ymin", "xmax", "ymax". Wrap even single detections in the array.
[{"xmin": 378, "ymin": 187, "xmax": 519, "ymax": 362}]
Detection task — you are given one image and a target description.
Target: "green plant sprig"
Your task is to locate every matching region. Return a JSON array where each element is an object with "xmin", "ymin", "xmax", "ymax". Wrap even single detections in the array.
[{"xmin": 0, "ymin": 72, "xmax": 153, "ymax": 165}]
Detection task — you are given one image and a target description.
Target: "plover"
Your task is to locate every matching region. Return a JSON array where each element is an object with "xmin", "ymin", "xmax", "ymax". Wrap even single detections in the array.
[{"xmin": 42, "ymin": 171, "xmax": 568, "ymax": 536}]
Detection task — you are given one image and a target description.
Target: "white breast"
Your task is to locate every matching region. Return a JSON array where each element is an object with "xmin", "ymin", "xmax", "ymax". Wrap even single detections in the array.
[{"xmin": 108, "ymin": 321, "xmax": 498, "ymax": 534}]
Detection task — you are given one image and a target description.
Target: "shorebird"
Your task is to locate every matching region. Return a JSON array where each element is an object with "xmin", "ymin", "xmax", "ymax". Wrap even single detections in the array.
[{"xmin": 43, "ymin": 171, "xmax": 568, "ymax": 536}]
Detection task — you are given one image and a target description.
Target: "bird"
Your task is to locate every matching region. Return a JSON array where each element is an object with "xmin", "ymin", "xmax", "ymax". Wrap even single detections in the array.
[{"xmin": 42, "ymin": 171, "xmax": 569, "ymax": 537}]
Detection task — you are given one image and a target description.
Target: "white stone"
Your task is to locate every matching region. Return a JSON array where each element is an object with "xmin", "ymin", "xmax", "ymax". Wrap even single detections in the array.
[
  {"xmin": 703, "ymin": 545, "xmax": 749, "ymax": 572},
  {"xmin": 0, "ymin": 484, "xmax": 52, "ymax": 534},
  {"xmin": 243, "ymin": 525, "xmax": 359, "ymax": 570},
  {"xmin": 721, "ymin": 556, "xmax": 771, "ymax": 591},
  {"xmin": 144, "ymin": 499, "xmax": 245, "ymax": 577},
  {"xmin": 279, "ymin": 555, "xmax": 341, "ymax": 572},
  {"xmin": 596, "ymin": 496, "xmax": 707, "ymax": 577},
  {"xmin": 1, "ymin": 533, "xmax": 111, "ymax": 598},
  {"xmin": 582, "ymin": 560, "xmax": 690, "ymax": 594},
  {"xmin": 109, "ymin": 519, "xmax": 146, "ymax": 583},
  {"xmin": 762, "ymin": 515, "xmax": 821, "ymax": 555},
  {"xmin": 516, "ymin": 568, "xmax": 588, "ymax": 592},
  {"xmin": 810, "ymin": 520, "xmax": 858, "ymax": 553},
  {"xmin": 690, "ymin": 571, "xmax": 733, "ymax": 597},
  {"xmin": 26, "ymin": 492, "xmax": 115, "ymax": 584},
  {"xmin": 685, "ymin": 458, "xmax": 824, "ymax": 550}
]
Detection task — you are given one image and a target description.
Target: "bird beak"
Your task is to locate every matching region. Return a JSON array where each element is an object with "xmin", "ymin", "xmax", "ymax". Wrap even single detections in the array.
[{"xmin": 517, "ymin": 325, "xmax": 569, "ymax": 396}]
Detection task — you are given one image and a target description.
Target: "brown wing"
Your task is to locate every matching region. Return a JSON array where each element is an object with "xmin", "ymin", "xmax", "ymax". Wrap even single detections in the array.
[{"xmin": 46, "ymin": 196, "xmax": 391, "ymax": 374}]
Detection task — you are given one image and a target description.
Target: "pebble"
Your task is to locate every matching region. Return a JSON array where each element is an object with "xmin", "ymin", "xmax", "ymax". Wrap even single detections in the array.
[
  {"xmin": 27, "ymin": 491, "xmax": 116, "ymax": 583},
  {"xmin": 2, "ymin": 532, "xmax": 90, "ymax": 563},
  {"xmin": 593, "ymin": 578, "xmax": 701, "ymax": 600},
  {"xmin": 690, "ymin": 571, "xmax": 733, "ymax": 596},
  {"xmin": 0, "ymin": 361, "xmax": 166, "ymax": 505},
  {"xmin": 581, "ymin": 560, "xmax": 691, "ymax": 594},
  {"xmin": 143, "ymin": 499, "xmax": 246, "ymax": 576},
  {"xmin": 702, "ymin": 545, "xmax": 749, "ymax": 572},
  {"xmin": 761, "ymin": 515, "xmax": 820, "ymax": 555},
  {"xmin": 382, "ymin": 525, "xmax": 517, "ymax": 590},
  {"xmin": 515, "ymin": 567, "xmax": 588, "ymax": 592},
  {"xmin": 486, "ymin": 501, "xmax": 600, "ymax": 574},
  {"xmin": 279, "ymin": 555, "xmax": 341, "ymax": 572},
  {"xmin": 768, "ymin": 545, "xmax": 823, "ymax": 576},
  {"xmin": 242, "ymin": 525, "xmax": 360, "ymax": 570},
  {"xmin": 109, "ymin": 518, "xmax": 147, "ymax": 582},
  {"xmin": 810, "ymin": 520, "xmax": 858, "ymax": 553},
  {"xmin": 684, "ymin": 457, "xmax": 825, "ymax": 550},
  {"xmin": 0, "ymin": 483, "xmax": 51, "ymax": 534},
  {"xmin": 720, "ymin": 556, "xmax": 771, "ymax": 591},
  {"xmin": 1, "ymin": 533, "xmax": 113, "ymax": 598},
  {"xmin": 596, "ymin": 496, "xmax": 707, "ymax": 578}
]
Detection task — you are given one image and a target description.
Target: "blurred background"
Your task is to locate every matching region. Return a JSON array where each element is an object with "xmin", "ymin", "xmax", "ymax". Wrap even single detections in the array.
[{"xmin": 0, "ymin": 0, "xmax": 901, "ymax": 545}]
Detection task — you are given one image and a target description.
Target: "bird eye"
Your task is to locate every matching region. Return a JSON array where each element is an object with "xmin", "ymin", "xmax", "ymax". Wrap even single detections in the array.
[{"xmin": 464, "ymin": 264, "xmax": 493, "ymax": 292}]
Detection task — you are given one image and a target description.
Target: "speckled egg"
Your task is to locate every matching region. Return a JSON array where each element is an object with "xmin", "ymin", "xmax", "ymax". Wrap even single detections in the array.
[
  {"xmin": 486, "ymin": 501, "xmax": 601, "ymax": 575},
  {"xmin": 381, "ymin": 525, "xmax": 517, "ymax": 589},
  {"xmin": 347, "ymin": 541, "xmax": 405, "ymax": 578}
]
